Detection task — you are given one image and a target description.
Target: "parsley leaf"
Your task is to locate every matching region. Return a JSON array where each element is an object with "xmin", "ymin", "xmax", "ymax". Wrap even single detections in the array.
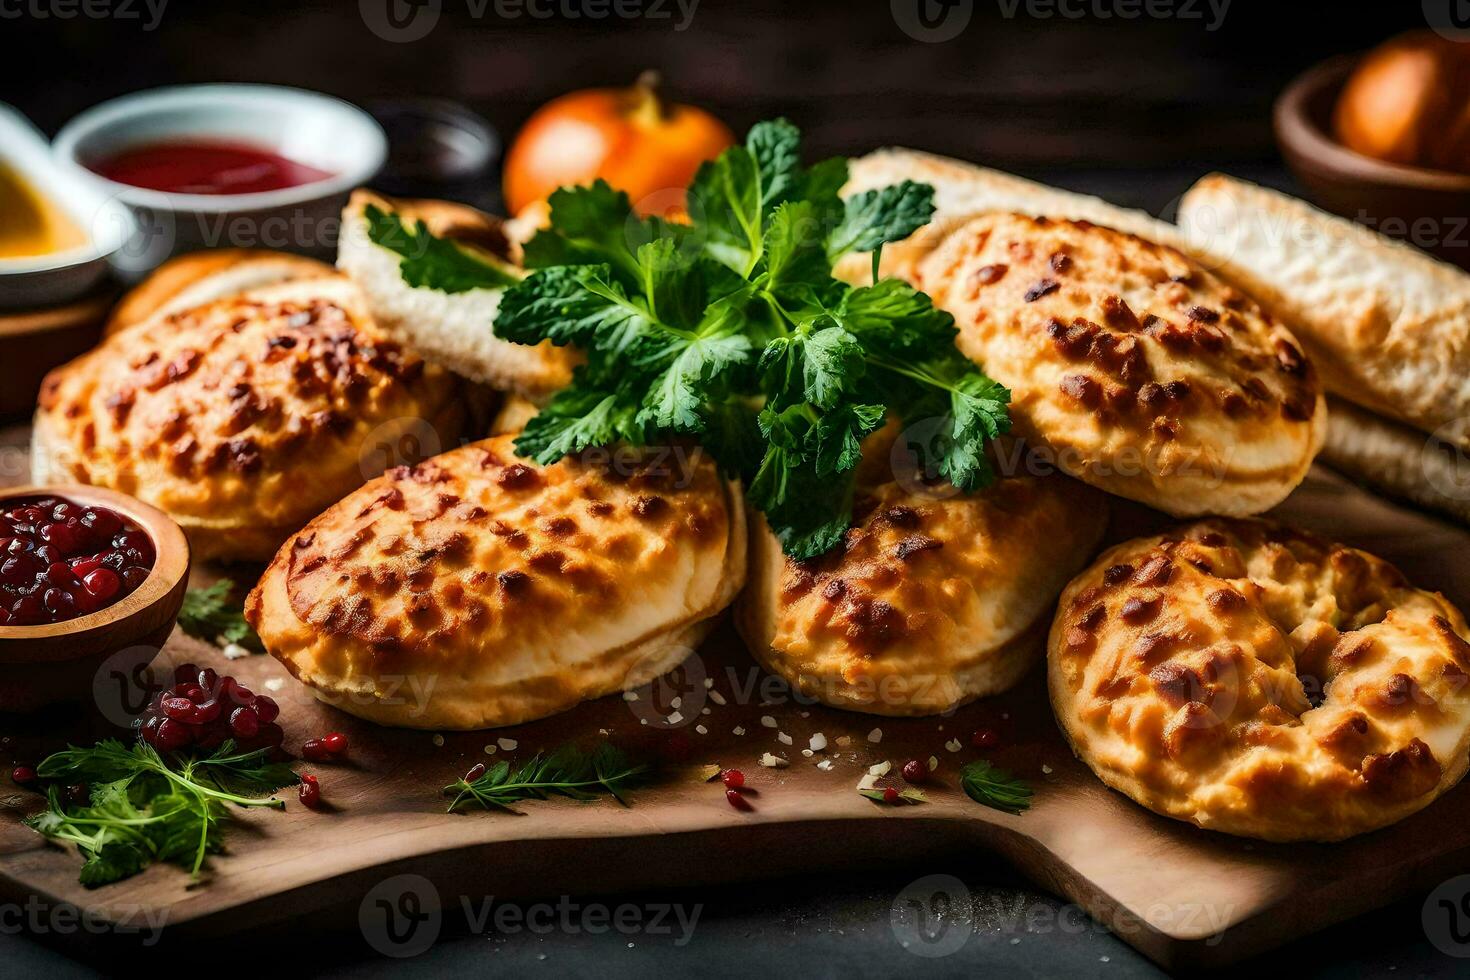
[
  {"xmin": 26, "ymin": 739, "xmax": 297, "ymax": 886},
  {"xmin": 365, "ymin": 204, "xmax": 520, "ymax": 291},
  {"xmin": 177, "ymin": 580, "xmax": 262, "ymax": 652},
  {"xmin": 379, "ymin": 117, "xmax": 1012, "ymax": 560}
]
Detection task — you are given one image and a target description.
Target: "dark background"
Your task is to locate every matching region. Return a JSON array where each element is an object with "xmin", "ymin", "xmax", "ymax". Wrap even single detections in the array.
[{"xmin": 1, "ymin": 1, "xmax": 1462, "ymax": 976}]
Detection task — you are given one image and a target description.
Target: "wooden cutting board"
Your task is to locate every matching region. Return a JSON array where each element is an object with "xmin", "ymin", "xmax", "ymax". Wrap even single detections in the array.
[{"xmin": 1, "ymin": 426, "xmax": 1467, "ymax": 971}]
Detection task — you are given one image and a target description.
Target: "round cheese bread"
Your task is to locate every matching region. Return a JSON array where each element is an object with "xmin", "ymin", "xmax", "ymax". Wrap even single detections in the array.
[
  {"xmin": 247, "ymin": 435, "xmax": 747, "ymax": 730},
  {"xmin": 34, "ymin": 277, "xmax": 464, "ymax": 562},
  {"xmin": 738, "ymin": 467, "xmax": 1108, "ymax": 715},
  {"xmin": 1049, "ymin": 518, "xmax": 1470, "ymax": 841},
  {"xmin": 910, "ymin": 214, "xmax": 1326, "ymax": 516}
]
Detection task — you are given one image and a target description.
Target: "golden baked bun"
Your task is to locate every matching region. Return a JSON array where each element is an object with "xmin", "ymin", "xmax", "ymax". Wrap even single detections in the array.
[
  {"xmin": 34, "ymin": 277, "xmax": 464, "ymax": 562},
  {"xmin": 248, "ymin": 435, "xmax": 746, "ymax": 729},
  {"xmin": 337, "ymin": 190, "xmax": 579, "ymax": 400},
  {"xmin": 910, "ymin": 214, "xmax": 1326, "ymax": 516},
  {"xmin": 105, "ymin": 249, "xmax": 334, "ymax": 336},
  {"xmin": 1049, "ymin": 518, "xmax": 1470, "ymax": 842},
  {"xmin": 738, "ymin": 467, "xmax": 1108, "ymax": 716}
]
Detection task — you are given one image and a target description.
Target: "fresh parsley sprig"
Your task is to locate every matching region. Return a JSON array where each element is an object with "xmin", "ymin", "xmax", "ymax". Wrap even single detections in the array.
[
  {"xmin": 177, "ymin": 580, "xmax": 262, "ymax": 651},
  {"xmin": 960, "ymin": 760, "xmax": 1033, "ymax": 815},
  {"xmin": 24, "ymin": 739, "xmax": 298, "ymax": 886},
  {"xmin": 444, "ymin": 744, "xmax": 651, "ymax": 814},
  {"xmin": 369, "ymin": 118, "xmax": 1012, "ymax": 559}
]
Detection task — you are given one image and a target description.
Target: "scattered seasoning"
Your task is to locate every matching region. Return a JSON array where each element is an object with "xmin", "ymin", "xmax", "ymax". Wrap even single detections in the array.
[
  {"xmin": 868, "ymin": 760, "xmax": 892, "ymax": 777},
  {"xmin": 945, "ymin": 739, "xmax": 962, "ymax": 752},
  {"xmin": 695, "ymin": 725, "xmax": 708, "ymax": 735},
  {"xmin": 759, "ymin": 753, "xmax": 788, "ymax": 768},
  {"xmin": 432, "ymin": 734, "xmax": 445, "ymax": 747},
  {"xmin": 484, "ymin": 744, "xmax": 498, "ymax": 755},
  {"xmin": 732, "ymin": 726, "xmax": 746, "ymax": 736},
  {"xmin": 623, "ymin": 691, "xmax": 639, "ymax": 702},
  {"xmin": 777, "ymin": 732, "xmax": 793, "ymax": 745},
  {"xmin": 816, "ymin": 760, "xmax": 835, "ymax": 772},
  {"xmin": 667, "ymin": 712, "xmax": 684, "ymax": 725},
  {"xmin": 809, "ymin": 733, "xmax": 827, "ymax": 752},
  {"xmin": 708, "ymin": 691, "xmax": 727, "ymax": 706},
  {"xmin": 867, "ymin": 728, "xmax": 883, "ymax": 744},
  {"xmin": 760, "ymin": 716, "xmax": 778, "ymax": 728}
]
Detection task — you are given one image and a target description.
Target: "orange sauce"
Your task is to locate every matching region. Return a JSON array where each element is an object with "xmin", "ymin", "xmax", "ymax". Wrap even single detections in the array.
[{"xmin": 0, "ymin": 162, "xmax": 87, "ymax": 259}]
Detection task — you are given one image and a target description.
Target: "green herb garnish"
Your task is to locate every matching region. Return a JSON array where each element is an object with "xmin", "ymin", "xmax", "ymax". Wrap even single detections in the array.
[
  {"xmin": 960, "ymin": 760, "xmax": 1033, "ymax": 815},
  {"xmin": 24, "ymin": 739, "xmax": 298, "ymax": 886},
  {"xmin": 859, "ymin": 787, "xmax": 928, "ymax": 805},
  {"xmin": 365, "ymin": 203, "xmax": 521, "ymax": 290},
  {"xmin": 444, "ymin": 743, "xmax": 651, "ymax": 814},
  {"xmin": 370, "ymin": 118, "xmax": 1011, "ymax": 559},
  {"xmin": 177, "ymin": 579, "xmax": 262, "ymax": 651}
]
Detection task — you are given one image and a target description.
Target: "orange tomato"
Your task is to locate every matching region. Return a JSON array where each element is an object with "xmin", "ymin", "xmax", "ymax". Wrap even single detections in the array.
[{"xmin": 503, "ymin": 72, "xmax": 734, "ymax": 219}]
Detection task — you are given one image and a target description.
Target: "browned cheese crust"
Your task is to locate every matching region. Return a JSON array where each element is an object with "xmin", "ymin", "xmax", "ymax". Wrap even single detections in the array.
[
  {"xmin": 34, "ymin": 279, "xmax": 463, "ymax": 561},
  {"xmin": 1049, "ymin": 518, "xmax": 1470, "ymax": 841},
  {"xmin": 248, "ymin": 435, "xmax": 746, "ymax": 729},
  {"xmin": 910, "ymin": 214, "xmax": 1327, "ymax": 516}
]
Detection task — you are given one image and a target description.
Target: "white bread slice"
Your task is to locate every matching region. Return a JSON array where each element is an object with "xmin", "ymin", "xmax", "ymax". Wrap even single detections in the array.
[
  {"xmin": 1178, "ymin": 174, "xmax": 1470, "ymax": 446},
  {"xmin": 837, "ymin": 147, "xmax": 1192, "ymax": 284},
  {"xmin": 337, "ymin": 190, "xmax": 578, "ymax": 401}
]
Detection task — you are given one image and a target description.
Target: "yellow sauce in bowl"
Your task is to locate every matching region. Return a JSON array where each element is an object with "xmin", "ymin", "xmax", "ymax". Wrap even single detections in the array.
[{"xmin": 0, "ymin": 162, "xmax": 87, "ymax": 259}]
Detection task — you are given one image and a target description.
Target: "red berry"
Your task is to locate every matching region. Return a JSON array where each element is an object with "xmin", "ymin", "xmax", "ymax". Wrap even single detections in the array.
[
  {"xmin": 725, "ymin": 788, "xmax": 750, "ymax": 810},
  {"xmin": 251, "ymin": 695, "xmax": 279, "ymax": 723},
  {"xmin": 721, "ymin": 768, "xmax": 744, "ymax": 789},
  {"xmin": 196, "ymin": 667, "xmax": 219, "ymax": 693},
  {"xmin": 883, "ymin": 786, "xmax": 900, "ymax": 804},
  {"xmin": 156, "ymin": 718, "xmax": 190, "ymax": 751},
  {"xmin": 82, "ymin": 567, "xmax": 120, "ymax": 601},
  {"xmin": 465, "ymin": 763, "xmax": 487, "ymax": 782},
  {"xmin": 298, "ymin": 774, "xmax": 322, "ymax": 809},
  {"xmin": 229, "ymin": 706, "xmax": 260, "ymax": 739},
  {"xmin": 11, "ymin": 765, "xmax": 36, "ymax": 786},
  {"xmin": 321, "ymin": 732, "xmax": 348, "ymax": 756},
  {"xmin": 301, "ymin": 738, "xmax": 330, "ymax": 762},
  {"xmin": 161, "ymin": 696, "xmax": 196, "ymax": 721},
  {"xmin": 971, "ymin": 727, "xmax": 1000, "ymax": 749},
  {"xmin": 902, "ymin": 760, "xmax": 926, "ymax": 783}
]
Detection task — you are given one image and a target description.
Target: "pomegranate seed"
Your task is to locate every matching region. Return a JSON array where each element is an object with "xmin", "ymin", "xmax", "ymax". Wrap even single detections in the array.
[
  {"xmin": 82, "ymin": 567, "xmax": 120, "ymax": 601},
  {"xmin": 193, "ymin": 698, "xmax": 223, "ymax": 723},
  {"xmin": 161, "ymin": 696, "xmax": 196, "ymax": 721},
  {"xmin": 155, "ymin": 718, "xmax": 190, "ymax": 751},
  {"xmin": 321, "ymin": 732, "xmax": 348, "ymax": 756},
  {"xmin": 11, "ymin": 765, "xmax": 36, "ymax": 786},
  {"xmin": 971, "ymin": 727, "xmax": 1000, "ymax": 749},
  {"xmin": 721, "ymin": 768, "xmax": 744, "ymax": 789},
  {"xmin": 301, "ymin": 738, "xmax": 330, "ymax": 762},
  {"xmin": 251, "ymin": 695, "xmax": 279, "ymax": 723},
  {"xmin": 196, "ymin": 667, "xmax": 219, "ymax": 692},
  {"xmin": 902, "ymin": 760, "xmax": 926, "ymax": 783},
  {"xmin": 173, "ymin": 663, "xmax": 200, "ymax": 686},
  {"xmin": 883, "ymin": 786, "xmax": 900, "ymax": 804},
  {"xmin": 465, "ymin": 763, "xmax": 487, "ymax": 782},
  {"xmin": 229, "ymin": 706, "xmax": 260, "ymax": 739},
  {"xmin": 298, "ymin": 774, "xmax": 322, "ymax": 809},
  {"xmin": 725, "ymin": 788, "xmax": 750, "ymax": 810}
]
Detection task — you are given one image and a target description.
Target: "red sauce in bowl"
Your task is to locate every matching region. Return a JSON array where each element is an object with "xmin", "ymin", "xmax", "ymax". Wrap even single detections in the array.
[
  {"xmin": 0, "ymin": 495, "xmax": 155, "ymax": 625},
  {"xmin": 91, "ymin": 139, "xmax": 335, "ymax": 195}
]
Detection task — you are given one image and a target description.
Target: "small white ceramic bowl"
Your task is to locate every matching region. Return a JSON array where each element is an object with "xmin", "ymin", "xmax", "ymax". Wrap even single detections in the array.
[
  {"xmin": 53, "ymin": 84, "xmax": 387, "ymax": 279},
  {"xmin": 0, "ymin": 104, "xmax": 135, "ymax": 310}
]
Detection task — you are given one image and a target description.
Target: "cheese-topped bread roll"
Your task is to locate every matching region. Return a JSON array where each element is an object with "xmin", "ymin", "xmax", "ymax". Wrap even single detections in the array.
[
  {"xmin": 910, "ymin": 214, "xmax": 1326, "ymax": 516},
  {"xmin": 248, "ymin": 436, "xmax": 746, "ymax": 729},
  {"xmin": 1050, "ymin": 518, "xmax": 1470, "ymax": 841},
  {"xmin": 105, "ymin": 249, "xmax": 334, "ymax": 336},
  {"xmin": 338, "ymin": 190, "xmax": 578, "ymax": 400},
  {"xmin": 737, "ymin": 467, "xmax": 1107, "ymax": 715},
  {"xmin": 34, "ymin": 277, "xmax": 463, "ymax": 562}
]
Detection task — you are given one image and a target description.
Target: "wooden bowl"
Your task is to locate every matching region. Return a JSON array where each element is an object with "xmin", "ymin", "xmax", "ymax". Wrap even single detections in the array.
[
  {"xmin": 0, "ymin": 286, "xmax": 114, "ymax": 423},
  {"xmin": 1274, "ymin": 54, "xmax": 1470, "ymax": 270},
  {"xmin": 0, "ymin": 485, "xmax": 190, "ymax": 714}
]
